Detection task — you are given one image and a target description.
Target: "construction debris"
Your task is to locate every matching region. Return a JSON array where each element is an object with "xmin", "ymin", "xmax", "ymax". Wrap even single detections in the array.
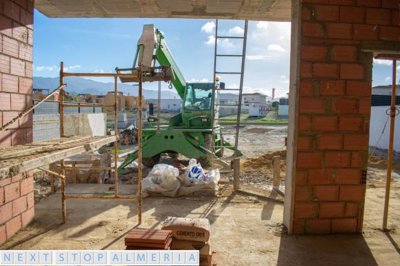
[
  {"xmin": 124, "ymin": 228, "xmax": 173, "ymax": 250},
  {"xmin": 119, "ymin": 125, "xmax": 138, "ymax": 145}
]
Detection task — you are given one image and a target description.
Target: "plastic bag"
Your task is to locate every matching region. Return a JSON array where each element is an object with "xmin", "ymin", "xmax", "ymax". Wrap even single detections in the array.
[
  {"xmin": 183, "ymin": 159, "xmax": 205, "ymax": 186},
  {"xmin": 141, "ymin": 164, "xmax": 181, "ymax": 198}
]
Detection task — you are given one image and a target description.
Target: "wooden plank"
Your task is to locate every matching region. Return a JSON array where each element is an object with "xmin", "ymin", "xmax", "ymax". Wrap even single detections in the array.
[{"xmin": 0, "ymin": 136, "xmax": 117, "ymax": 179}]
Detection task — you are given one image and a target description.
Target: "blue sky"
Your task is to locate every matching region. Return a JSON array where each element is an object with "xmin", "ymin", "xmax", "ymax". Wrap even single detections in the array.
[{"xmin": 33, "ymin": 10, "xmax": 398, "ymax": 98}]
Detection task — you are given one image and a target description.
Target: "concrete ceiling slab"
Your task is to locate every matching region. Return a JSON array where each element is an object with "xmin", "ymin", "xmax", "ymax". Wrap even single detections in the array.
[{"xmin": 34, "ymin": 0, "xmax": 291, "ymax": 21}]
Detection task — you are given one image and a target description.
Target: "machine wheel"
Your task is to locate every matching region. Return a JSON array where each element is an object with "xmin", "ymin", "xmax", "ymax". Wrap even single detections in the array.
[{"xmin": 141, "ymin": 154, "xmax": 161, "ymax": 168}]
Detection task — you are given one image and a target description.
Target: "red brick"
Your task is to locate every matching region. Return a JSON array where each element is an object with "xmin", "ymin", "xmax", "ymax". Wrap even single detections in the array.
[
  {"xmin": 13, "ymin": 0, "xmax": 28, "ymax": 9},
  {"xmin": 25, "ymin": 62, "xmax": 33, "ymax": 78},
  {"xmin": 354, "ymin": 24, "xmax": 378, "ymax": 40},
  {"xmin": 329, "ymin": 0, "xmax": 355, "ymax": 5},
  {"xmin": 319, "ymin": 202, "xmax": 345, "ymax": 218},
  {"xmin": 339, "ymin": 117, "xmax": 363, "ymax": 131},
  {"xmin": 344, "ymin": 134, "xmax": 369, "ymax": 150},
  {"xmin": 327, "ymin": 23, "xmax": 352, "ymax": 39},
  {"xmin": 6, "ymin": 215, "xmax": 22, "ymax": 238},
  {"xmin": 382, "ymin": 0, "xmax": 398, "ymax": 8},
  {"xmin": 4, "ymin": 0, "xmax": 20, "ymax": 22},
  {"xmin": 298, "ymin": 115, "xmax": 312, "ymax": 131},
  {"xmin": 312, "ymin": 116, "xmax": 338, "ymax": 131},
  {"xmin": 356, "ymin": 0, "xmax": 381, "ymax": 7},
  {"xmin": 332, "ymin": 218, "xmax": 358, "ymax": 233},
  {"xmin": 26, "ymin": 128, "xmax": 32, "ymax": 143},
  {"xmin": 295, "ymin": 186, "xmax": 312, "ymax": 201},
  {"xmin": 302, "ymin": 22, "xmax": 325, "ymax": 38},
  {"xmin": 317, "ymin": 134, "xmax": 343, "ymax": 149},
  {"xmin": 2, "ymin": 111, "xmax": 19, "ymax": 128},
  {"xmin": 299, "ymin": 80, "xmax": 314, "ymax": 96},
  {"xmin": 345, "ymin": 202, "xmax": 359, "ymax": 217},
  {"xmin": 12, "ymin": 22, "xmax": 29, "ymax": 43},
  {"xmin": 346, "ymin": 81, "xmax": 371, "ymax": 96},
  {"xmin": 0, "ymin": 202, "xmax": 12, "ymax": 224},
  {"xmin": 2, "ymin": 74, "xmax": 18, "ymax": 93},
  {"xmin": 11, "ymin": 174, "xmax": 24, "ymax": 182},
  {"xmin": 10, "ymin": 58, "xmax": 25, "ymax": 77},
  {"xmin": 298, "ymin": 135, "xmax": 313, "ymax": 151},
  {"xmin": 380, "ymin": 26, "xmax": 400, "ymax": 42},
  {"xmin": 313, "ymin": 186, "xmax": 339, "ymax": 201},
  {"xmin": 333, "ymin": 98, "xmax": 358, "ymax": 114},
  {"xmin": 26, "ymin": 192, "xmax": 34, "ymax": 209},
  {"xmin": 20, "ymin": 177, "xmax": 33, "ymax": 195},
  {"xmin": 0, "ymin": 178, "xmax": 12, "ymax": 187},
  {"xmin": 297, "ymin": 152, "xmax": 323, "ymax": 168},
  {"xmin": 340, "ymin": 6, "xmax": 366, "ymax": 23},
  {"xmin": 340, "ymin": 64, "xmax": 365, "ymax": 80},
  {"xmin": 339, "ymin": 185, "xmax": 365, "ymax": 201},
  {"xmin": 314, "ymin": 5, "xmax": 339, "ymax": 22},
  {"xmin": 4, "ymin": 182, "xmax": 20, "ymax": 203},
  {"xmin": 19, "ymin": 43, "xmax": 33, "ymax": 61},
  {"xmin": 332, "ymin": 46, "xmax": 357, "ymax": 62},
  {"xmin": 21, "ymin": 207, "xmax": 34, "ymax": 227},
  {"xmin": 294, "ymin": 202, "xmax": 318, "ymax": 219},
  {"xmin": 0, "ymin": 15, "xmax": 13, "ymax": 37},
  {"xmin": 0, "ymin": 54, "xmax": 11, "ymax": 74},
  {"xmin": 0, "ymin": 92, "xmax": 11, "ymax": 110},
  {"xmin": 293, "ymin": 219, "xmax": 305, "ymax": 234},
  {"xmin": 18, "ymin": 77, "xmax": 32, "ymax": 94},
  {"xmin": 301, "ymin": 62, "xmax": 313, "ymax": 78},
  {"xmin": 299, "ymin": 97, "xmax": 326, "ymax": 114},
  {"xmin": 27, "ymin": 29, "xmax": 33, "ymax": 45},
  {"xmin": 12, "ymin": 195, "xmax": 27, "ymax": 216},
  {"xmin": 0, "ymin": 187, "xmax": 3, "ymax": 204},
  {"xmin": 351, "ymin": 152, "xmax": 364, "ymax": 168},
  {"xmin": 11, "ymin": 93, "xmax": 26, "ymax": 111},
  {"xmin": 313, "ymin": 63, "xmax": 339, "ymax": 78},
  {"xmin": 325, "ymin": 151, "xmax": 351, "ymax": 167},
  {"xmin": 302, "ymin": 6, "xmax": 312, "ymax": 21},
  {"xmin": 309, "ymin": 169, "xmax": 334, "ymax": 185},
  {"xmin": 392, "ymin": 10, "xmax": 399, "ymax": 25},
  {"xmin": 12, "ymin": 128, "xmax": 28, "ymax": 145},
  {"xmin": 2, "ymin": 36, "xmax": 19, "ymax": 57},
  {"xmin": 305, "ymin": 219, "xmax": 331, "ymax": 234},
  {"xmin": 0, "ymin": 225, "xmax": 5, "ymax": 245},
  {"xmin": 301, "ymin": 45, "xmax": 327, "ymax": 61},
  {"xmin": 359, "ymin": 97, "xmax": 371, "ymax": 114},
  {"xmin": 20, "ymin": 8, "xmax": 33, "ymax": 26},
  {"xmin": 320, "ymin": 80, "xmax": 345, "ymax": 96},
  {"xmin": 296, "ymin": 171, "xmax": 308, "ymax": 186},
  {"xmin": 366, "ymin": 8, "xmax": 391, "ymax": 25},
  {"xmin": 0, "ymin": 130, "xmax": 12, "ymax": 148}
]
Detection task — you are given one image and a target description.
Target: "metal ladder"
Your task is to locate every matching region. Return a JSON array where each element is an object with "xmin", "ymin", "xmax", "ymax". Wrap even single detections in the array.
[{"xmin": 211, "ymin": 19, "xmax": 248, "ymax": 160}]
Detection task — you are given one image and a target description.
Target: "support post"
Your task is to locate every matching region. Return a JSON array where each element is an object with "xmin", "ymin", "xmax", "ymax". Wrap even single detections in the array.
[
  {"xmin": 59, "ymin": 62, "xmax": 66, "ymax": 223},
  {"xmin": 383, "ymin": 59, "xmax": 397, "ymax": 231},
  {"xmin": 272, "ymin": 156, "xmax": 281, "ymax": 189},
  {"xmin": 114, "ymin": 76, "xmax": 119, "ymax": 197},
  {"xmin": 137, "ymin": 66, "xmax": 143, "ymax": 225},
  {"xmin": 233, "ymin": 158, "xmax": 240, "ymax": 191}
]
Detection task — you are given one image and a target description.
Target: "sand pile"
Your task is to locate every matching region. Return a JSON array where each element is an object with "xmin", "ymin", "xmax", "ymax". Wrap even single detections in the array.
[{"xmin": 241, "ymin": 150, "xmax": 286, "ymax": 173}]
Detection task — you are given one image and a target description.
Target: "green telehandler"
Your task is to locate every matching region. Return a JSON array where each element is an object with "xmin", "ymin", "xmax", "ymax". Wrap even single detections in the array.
[{"xmin": 118, "ymin": 24, "xmax": 242, "ymax": 169}]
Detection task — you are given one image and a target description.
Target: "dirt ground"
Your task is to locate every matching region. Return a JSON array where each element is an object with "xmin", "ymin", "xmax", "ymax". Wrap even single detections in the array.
[{"xmin": 2, "ymin": 124, "xmax": 400, "ymax": 265}]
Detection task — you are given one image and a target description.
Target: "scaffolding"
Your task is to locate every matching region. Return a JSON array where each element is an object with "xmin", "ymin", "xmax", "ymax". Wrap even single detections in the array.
[{"xmin": 0, "ymin": 61, "xmax": 172, "ymax": 225}]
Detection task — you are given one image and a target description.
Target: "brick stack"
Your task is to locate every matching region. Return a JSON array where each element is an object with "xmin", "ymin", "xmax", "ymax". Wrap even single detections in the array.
[
  {"xmin": 124, "ymin": 228, "xmax": 173, "ymax": 250},
  {"xmin": 292, "ymin": 0, "xmax": 400, "ymax": 234},
  {"xmin": 0, "ymin": 0, "xmax": 35, "ymax": 246},
  {"xmin": 162, "ymin": 217, "xmax": 213, "ymax": 266}
]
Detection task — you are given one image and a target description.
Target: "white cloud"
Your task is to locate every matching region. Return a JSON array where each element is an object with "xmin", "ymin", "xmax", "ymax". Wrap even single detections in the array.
[
  {"xmin": 229, "ymin": 26, "xmax": 244, "ymax": 35},
  {"xmin": 246, "ymin": 55, "xmax": 271, "ymax": 61},
  {"xmin": 188, "ymin": 78, "xmax": 210, "ymax": 82},
  {"xmin": 205, "ymin": 35, "xmax": 215, "ymax": 45},
  {"xmin": 201, "ymin": 21, "xmax": 216, "ymax": 33},
  {"xmin": 267, "ymin": 44, "xmax": 285, "ymax": 52},
  {"xmin": 35, "ymin": 65, "xmax": 57, "ymax": 71},
  {"xmin": 64, "ymin": 65, "xmax": 81, "ymax": 71},
  {"xmin": 256, "ymin": 21, "xmax": 269, "ymax": 30},
  {"xmin": 373, "ymin": 59, "xmax": 393, "ymax": 66}
]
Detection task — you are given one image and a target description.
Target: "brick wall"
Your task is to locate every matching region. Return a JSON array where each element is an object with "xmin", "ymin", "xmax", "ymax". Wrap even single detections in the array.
[
  {"xmin": 0, "ymin": 0, "xmax": 34, "ymax": 245},
  {"xmin": 292, "ymin": 0, "xmax": 400, "ymax": 234}
]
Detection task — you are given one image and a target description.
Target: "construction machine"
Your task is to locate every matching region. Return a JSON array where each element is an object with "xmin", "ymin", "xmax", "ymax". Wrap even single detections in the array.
[{"xmin": 118, "ymin": 24, "xmax": 241, "ymax": 169}]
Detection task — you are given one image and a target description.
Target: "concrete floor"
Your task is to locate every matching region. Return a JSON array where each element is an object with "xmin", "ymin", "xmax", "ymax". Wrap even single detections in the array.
[{"xmin": 1, "ymin": 183, "xmax": 399, "ymax": 266}]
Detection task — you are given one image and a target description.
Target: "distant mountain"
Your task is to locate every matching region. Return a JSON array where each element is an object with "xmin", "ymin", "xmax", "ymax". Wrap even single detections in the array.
[{"xmin": 33, "ymin": 76, "xmax": 179, "ymax": 99}]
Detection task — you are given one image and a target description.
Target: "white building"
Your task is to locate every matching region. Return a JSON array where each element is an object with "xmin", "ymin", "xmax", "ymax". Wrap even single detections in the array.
[
  {"xmin": 147, "ymin": 98, "xmax": 182, "ymax": 112},
  {"xmin": 372, "ymin": 85, "xmax": 400, "ymax": 96}
]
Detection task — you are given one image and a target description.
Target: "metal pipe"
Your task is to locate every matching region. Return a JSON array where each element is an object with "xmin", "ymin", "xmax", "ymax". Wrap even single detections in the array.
[
  {"xmin": 383, "ymin": 59, "xmax": 397, "ymax": 230},
  {"xmin": 157, "ymin": 81, "xmax": 161, "ymax": 133},
  {"xmin": 38, "ymin": 167, "xmax": 66, "ymax": 179},
  {"xmin": 114, "ymin": 76, "xmax": 119, "ymax": 197},
  {"xmin": 0, "ymin": 84, "xmax": 64, "ymax": 132},
  {"xmin": 62, "ymin": 73, "xmax": 139, "ymax": 78},
  {"xmin": 137, "ymin": 66, "xmax": 143, "ymax": 225},
  {"xmin": 62, "ymin": 104, "xmax": 115, "ymax": 108},
  {"xmin": 60, "ymin": 62, "xmax": 64, "ymax": 138},
  {"xmin": 65, "ymin": 195, "xmax": 138, "ymax": 200}
]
